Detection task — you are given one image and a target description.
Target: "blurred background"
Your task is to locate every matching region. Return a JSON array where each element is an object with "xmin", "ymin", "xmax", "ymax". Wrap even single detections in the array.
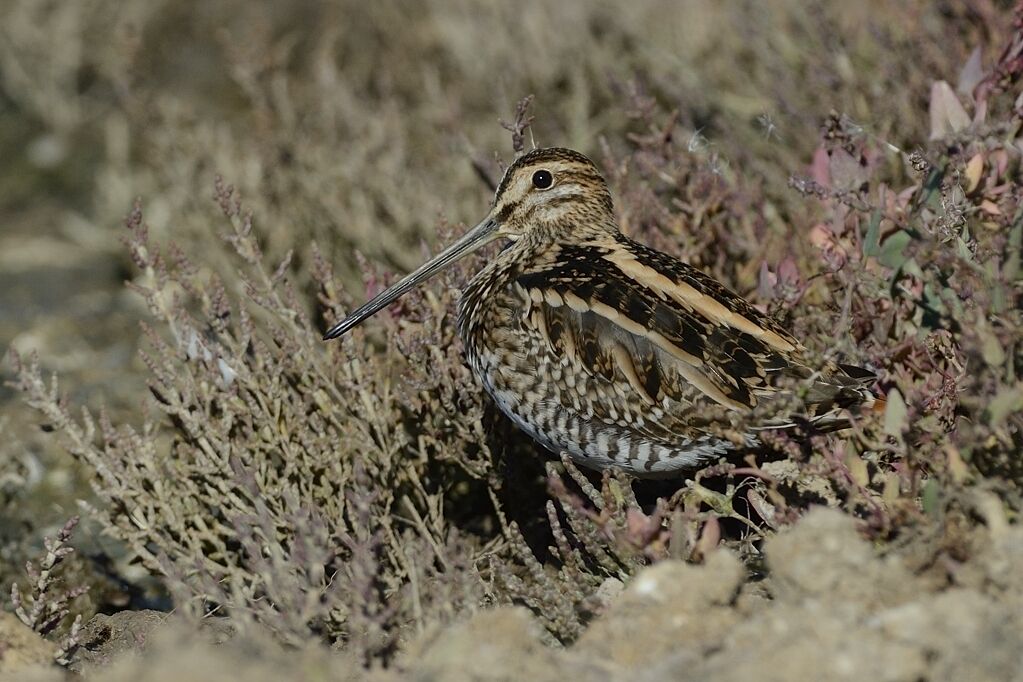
[{"xmin": 0, "ymin": 0, "xmax": 1012, "ymax": 657}]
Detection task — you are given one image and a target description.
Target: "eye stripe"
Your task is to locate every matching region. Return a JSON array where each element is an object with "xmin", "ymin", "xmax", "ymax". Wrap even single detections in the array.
[
  {"xmin": 518, "ymin": 195, "xmax": 581, "ymax": 223},
  {"xmin": 496, "ymin": 201, "xmax": 518, "ymax": 222}
]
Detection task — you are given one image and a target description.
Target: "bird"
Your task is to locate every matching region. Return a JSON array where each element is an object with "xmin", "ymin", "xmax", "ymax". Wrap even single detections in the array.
[{"xmin": 324, "ymin": 147, "xmax": 879, "ymax": 478}]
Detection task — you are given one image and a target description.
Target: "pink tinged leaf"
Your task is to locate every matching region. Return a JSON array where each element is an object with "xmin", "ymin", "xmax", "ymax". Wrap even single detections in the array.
[
  {"xmin": 929, "ymin": 81, "xmax": 971, "ymax": 140},
  {"xmin": 957, "ymin": 47, "xmax": 985, "ymax": 98},
  {"xmin": 974, "ymin": 98, "xmax": 988, "ymax": 126},
  {"xmin": 777, "ymin": 256, "xmax": 800, "ymax": 286},
  {"xmin": 693, "ymin": 516, "xmax": 721, "ymax": 559},
  {"xmin": 980, "ymin": 199, "xmax": 1002, "ymax": 216},
  {"xmin": 991, "ymin": 149, "xmax": 1010, "ymax": 178},
  {"xmin": 625, "ymin": 507, "xmax": 648, "ymax": 538},
  {"xmin": 829, "ymin": 148, "xmax": 868, "ymax": 192},
  {"xmin": 810, "ymin": 145, "xmax": 831, "ymax": 186},
  {"xmin": 809, "ymin": 224, "xmax": 837, "ymax": 250},
  {"xmin": 896, "ymin": 185, "xmax": 918, "ymax": 209},
  {"xmin": 757, "ymin": 261, "xmax": 776, "ymax": 300}
]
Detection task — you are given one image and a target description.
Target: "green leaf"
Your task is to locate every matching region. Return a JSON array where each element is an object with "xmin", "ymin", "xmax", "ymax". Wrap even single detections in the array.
[
  {"xmin": 863, "ymin": 211, "xmax": 882, "ymax": 257},
  {"xmin": 921, "ymin": 478, "xmax": 941, "ymax": 517},
  {"xmin": 922, "ymin": 282, "xmax": 948, "ymax": 316},
  {"xmin": 987, "ymin": 260, "xmax": 1007, "ymax": 315},
  {"xmin": 883, "ymin": 388, "xmax": 907, "ymax": 439},
  {"xmin": 919, "ymin": 169, "xmax": 944, "ymax": 208},
  {"xmin": 955, "ymin": 236, "xmax": 977, "ymax": 264},
  {"xmin": 608, "ymin": 478, "xmax": 627, "ymax": 508},
  {"xmin": 901, "ymin": 258, "xmax": 923, "ymax": 280},
  {"xmin": 1005, "ymin": 215, "xmax": 1022, "ymax": 282},
  {"xmin": 879, "ymin": 230, "xmax": 912, "ymax": 270},
  {"xmin": 980, "ymin": 328, "xmax": 1006, "ymax": 367},
  {"xmin": 987, "ymin": 383, "xmax": 1023, "ymax": 426},
  {"xmin": 929, "ymin": 81, "xmax": 970, "ymax": 139}
]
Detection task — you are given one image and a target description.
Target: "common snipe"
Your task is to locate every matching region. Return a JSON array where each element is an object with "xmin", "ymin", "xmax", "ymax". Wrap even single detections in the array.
[{"xmin": 325, "ymin": 148, "xmax": 877, "ymax": 477}]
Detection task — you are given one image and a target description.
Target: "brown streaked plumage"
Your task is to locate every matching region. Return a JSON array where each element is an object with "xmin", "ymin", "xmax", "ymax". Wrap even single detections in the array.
[{"xmin": 324, "ymin": 147, "xmax": 877, "ymax": 477}]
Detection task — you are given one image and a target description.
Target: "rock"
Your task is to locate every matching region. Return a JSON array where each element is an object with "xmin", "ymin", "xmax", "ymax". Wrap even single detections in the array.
[
  {"xmin": 404, "ymin": 606, "xmax": 608, "ymax": 682},
  {"xmin": 979, "ymin": 525, "xmax": 1023, "ymax": 594},
  {"xmin": 67, "ymin": 609, "xmax": 167, "ymax": 675},
  {"xmin": 591, "ymin": 577, "xmax": 625, "ymax": 609},
  {"xmin": 765, "ymin": 507, "xmax": 918, "ymax": 609},
  {"xmin": 871, "ymin": 589, "xmax": 1023, "ymax": 682},
  {"xmin": 674, "ymin": 599, "xmax": 928, "ymax": 682},
  {"xmin": 93, "ymin": 623, "xmax": 362, "ymax": 682},
  {"xmin": 574, "ymin": 550, "xmax": 744, "ymax": 668},
  {"xmin": 0, "ymin": 611, "xmax": 56, "ymax": 676}
]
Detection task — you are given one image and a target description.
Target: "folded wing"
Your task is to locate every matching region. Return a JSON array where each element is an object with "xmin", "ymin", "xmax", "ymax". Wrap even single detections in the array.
[{"xmin": 515, "ymin": 237, "xmax": 873, "ymax": 439}]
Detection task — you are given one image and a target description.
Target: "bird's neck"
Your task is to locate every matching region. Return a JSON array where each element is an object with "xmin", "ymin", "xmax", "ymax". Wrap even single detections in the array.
[
  {"xmin": 456, "ymin": 241, "xmax": 527, "ymax": 349},
  {"xmin": 455, "ymin": 223, "xmax": 621, "ymax": 346}
]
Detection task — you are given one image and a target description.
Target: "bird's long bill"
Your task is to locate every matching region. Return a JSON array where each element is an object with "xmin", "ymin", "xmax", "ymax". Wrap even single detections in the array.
[{"xmin": 323, "ymin": 216, "xmax": 499, "ymax": 340}]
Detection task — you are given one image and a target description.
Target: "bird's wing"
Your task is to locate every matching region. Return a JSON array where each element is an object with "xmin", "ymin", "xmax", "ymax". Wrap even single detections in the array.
[{"xmin": 514, "ymin": 237, "xmax": 867, "ymax": 437}]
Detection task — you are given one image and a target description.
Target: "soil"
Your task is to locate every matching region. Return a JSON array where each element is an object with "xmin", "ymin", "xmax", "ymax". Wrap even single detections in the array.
[{"xmin": 5, "ymin": 508, "xmax": 1021, "ymax": 681}]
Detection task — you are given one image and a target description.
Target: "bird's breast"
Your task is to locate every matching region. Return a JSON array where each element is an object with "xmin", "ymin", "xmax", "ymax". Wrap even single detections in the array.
[{"xmin": 457, "ymin": 262, "xmax": 530, "ymax": 389}]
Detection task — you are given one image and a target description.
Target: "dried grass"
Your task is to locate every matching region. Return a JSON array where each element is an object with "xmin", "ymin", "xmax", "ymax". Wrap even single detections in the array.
[{"xmin": 1, "ymin": 0, "xmax": 1021, "ymax": 665}]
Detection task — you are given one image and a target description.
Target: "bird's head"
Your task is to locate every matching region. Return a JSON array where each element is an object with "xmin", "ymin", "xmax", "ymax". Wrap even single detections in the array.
[
  {"xmin": 489, "ymin": 147, "xmax": 615, "ymax": 238},
  {"xmin": 323, "ymin": 147, "xmax": 615, "ymax": 340}
]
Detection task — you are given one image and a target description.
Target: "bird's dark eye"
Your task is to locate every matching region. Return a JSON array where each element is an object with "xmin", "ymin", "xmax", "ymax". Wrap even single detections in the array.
[{"xmin": 531, "ymin": 169, "xmax": 553, "ymax": 189}]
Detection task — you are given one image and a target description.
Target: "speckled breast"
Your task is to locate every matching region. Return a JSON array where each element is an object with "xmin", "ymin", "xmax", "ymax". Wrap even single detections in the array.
[{"xmin": 455, "ymin": 262, "xmax": 731, "ymax": 477}]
